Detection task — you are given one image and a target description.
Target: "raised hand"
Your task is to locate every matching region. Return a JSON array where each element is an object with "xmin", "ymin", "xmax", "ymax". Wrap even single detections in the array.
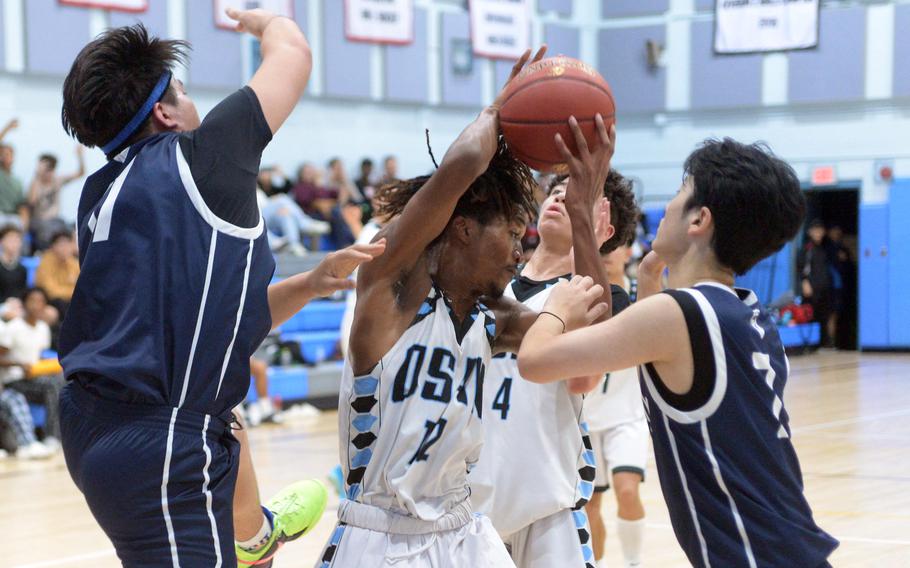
[
  {"xmin": 308, "ymin": 239, "xmax": 386, "ymax": 296},
  {"xmin": 542, "ymin": 275, "xmax": 608, "ymax": 332},
  {"xmin": 555, "ymin": 114, "xmax": 615, "ymax": 213},
  {"xmin": 225, "ymin": 7, "xmax": 278, "ymax": 40}
]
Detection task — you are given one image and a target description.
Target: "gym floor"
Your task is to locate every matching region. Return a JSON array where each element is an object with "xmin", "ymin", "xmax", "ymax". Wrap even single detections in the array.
[{"xmin": 2, "ymin": 351, "xmax": 909, "ymax": 567}]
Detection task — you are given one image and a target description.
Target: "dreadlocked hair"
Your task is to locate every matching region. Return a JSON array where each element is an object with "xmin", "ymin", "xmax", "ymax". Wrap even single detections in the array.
[
  {"xmin": 548, "ymin": 170, "xmax": 641, "ymax": 255},
  {"xmin": 375, "ymin": 137, "xmax": 538, "ymax": 228}
]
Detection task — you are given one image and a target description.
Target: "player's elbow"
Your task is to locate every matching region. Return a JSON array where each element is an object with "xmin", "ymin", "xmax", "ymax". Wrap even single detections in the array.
[
  {"xmin": 567, "ymin": 376, "xmax": 599, "ymax": 395},
  {"xmin": 517, "ymin": 353, "xmax": 551, "ymax": 383}
]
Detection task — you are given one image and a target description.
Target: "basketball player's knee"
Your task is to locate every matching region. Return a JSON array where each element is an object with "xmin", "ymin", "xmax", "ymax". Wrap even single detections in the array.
[{"xmin": 614, "ymin": 483, "xmax": 641, "ymax": 511}]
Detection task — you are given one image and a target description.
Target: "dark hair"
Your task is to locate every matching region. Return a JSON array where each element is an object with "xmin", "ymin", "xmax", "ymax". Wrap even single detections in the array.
[
  {"xmin": 683, "ymin": 138, "xmax": 805, "ymax": 275},
  {"xmin": 38, "ymin": 154, "xmax": 58, "ymax": 170},
  {"xmin": 0, "ymin": 224, "xmax": 22, "ymax": 240},
  {"xmin": 328, "ymin": 157, "xmax": 341, "ymax": 168},
  {"xmin": 360, "ymin": 158, "xmax": 373, "ymax": 168},
  {"xmin": 375, "ymin": 138, "xmax": 537, "ymax": 230},
  {"xmin": 21, "ymin": 287, "xmax": 49, "ymax": 304},
  {"xmin": 62, "ymin": 24, "xmax": 189, "ymax": 154},
  {"xmin": 50, "ymin": 230, "xmax": 74, "ymax": 246},
  {"xmin": 548, "ymin": 170, "xmax": 641, "ymax": 255}
]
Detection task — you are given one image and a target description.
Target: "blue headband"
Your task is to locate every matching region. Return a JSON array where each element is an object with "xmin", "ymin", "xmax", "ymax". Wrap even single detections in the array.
[{"xmin": 101, "ymin": 71, "xmax": 173, "ymax": 155}]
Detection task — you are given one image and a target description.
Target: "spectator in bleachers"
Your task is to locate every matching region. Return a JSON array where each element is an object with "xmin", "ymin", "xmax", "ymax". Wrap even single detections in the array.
[
  {"xmin": 35, "ymin": 231, "xmax": 79, "ymax": 318},
  {"xmin": 355, "ymin": 158, "xmax": 376, "ymax": 223},
  {"xmin": 257, "ymin": 164, "xmax": 294, "ymax": 196},
  {"xmin": 0, "ymin": 225, "xmax": 27, "ymax": 317},
  {"xmin": 379, "ymin": 155, "xmax": 399, "ymax": 186},
  {"xmin": 0, "ymin": 119, "xmax": 27, "ymax": 230},
  {"xmin": 0, "ymin": 287, "xmax": 62, "ymax": 445},
  {"xmin": 294, "ymin": 162, "xmax": 336, "ymax": 217},
  {"xmin": 0, "ymin": 384, "xmax": 53, "ymax": 459},
  {"xmin": 0, "ymin": 225, "xmax": 60, "ymax": 325},
  {"xmin": 27, "ymin": 146, "xmax": 85, "ymax": 251},
  {"xmin": 256, "ymin": 184, "xmax": 330, "ymax": 256}
]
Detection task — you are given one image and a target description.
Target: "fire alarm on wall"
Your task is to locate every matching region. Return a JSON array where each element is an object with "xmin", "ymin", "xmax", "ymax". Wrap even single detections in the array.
[{"xmin": 875, "ymin": 159, "xmax": 895, "ymax": 184}]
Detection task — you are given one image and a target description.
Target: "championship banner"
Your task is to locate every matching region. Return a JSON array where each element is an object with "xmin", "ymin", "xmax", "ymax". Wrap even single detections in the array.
[
  {"xmin": 714, "ymin": 0, "xmax": 820, "ymax": 54},
  {"xmin": 213, "ymin": 0, "xmax": 294, "ymax": 30},
  {"xmin": 469, "ymin": 0, "xmax": 531, "ymax": 60},
  {"xmin": 344, "ymin": 0, "xmax": 414, "ymax": 45},
  {"xmin": 59, "ymin": 0, "xmax": 147, "ymax": 12}
]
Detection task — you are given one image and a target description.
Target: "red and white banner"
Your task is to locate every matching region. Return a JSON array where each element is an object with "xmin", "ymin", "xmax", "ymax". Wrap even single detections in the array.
[
  {"xmin": 59, "ymin": 0, "xmax": 147, "ymax": 12},
  {"xmin": 469, "ymin": 0, "xmax": 530, "ymax": 60},
  {"xmin": 344, "ymin": 0, "xmax": 413, "ymax": 45},
  {"xmin": 213, "ymin": 0, "xmax": 295, "ymax": 31}
]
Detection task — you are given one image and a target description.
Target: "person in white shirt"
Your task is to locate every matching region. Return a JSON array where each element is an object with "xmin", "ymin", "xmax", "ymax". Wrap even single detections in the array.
[{"xmin": 0, "ymin": 287, "xmax": 63, "ymax": 445}]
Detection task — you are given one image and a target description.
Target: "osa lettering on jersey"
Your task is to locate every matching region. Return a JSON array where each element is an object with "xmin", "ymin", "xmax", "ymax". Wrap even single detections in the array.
[{"xmin": 391, "ymin": 344, "xmax": 485, "ymax": 417}]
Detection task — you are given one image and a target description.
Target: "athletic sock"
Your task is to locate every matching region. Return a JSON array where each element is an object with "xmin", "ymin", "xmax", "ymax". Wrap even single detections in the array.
[
  {"xmin": 237, "ymin": 507, "xmax": 274, "ymax": 552},
  {"xmin": 616, "ymin": 517, "xmax": 645, "ymax": 567},
  {"xmin": 596, "ymin": 557, "xmax": 607, "ymax": 568}
]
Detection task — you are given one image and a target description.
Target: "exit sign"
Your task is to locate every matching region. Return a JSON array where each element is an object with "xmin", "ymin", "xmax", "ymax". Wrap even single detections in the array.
[{"xmin": 811, "ymin": 165, "xmax": 837, "ymax": 186}]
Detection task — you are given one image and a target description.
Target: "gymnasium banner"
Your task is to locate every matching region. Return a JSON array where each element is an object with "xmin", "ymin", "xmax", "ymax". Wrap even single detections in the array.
[
  {"xmin": 469, "ymin": 0, "xmax": 531, "ymax": 60},
  {"xmin": 213, "ymin": 0, "xmax": 294, "ymax": 30},
  {"xmin": 714, "ymin": 0, "xmax": 820, "ymax": 54},
  {"xmin": 344, "ymin": 0, "xmax": 414, "ymax": 45},
  {"xmin": 59, "ymin": 0, "xmax": 147, "ymax": 11}
]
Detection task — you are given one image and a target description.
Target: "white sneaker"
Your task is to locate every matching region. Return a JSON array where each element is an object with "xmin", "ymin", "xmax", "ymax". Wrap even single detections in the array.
[
  {"xmin": 246, "ymin": 401, "xmax": 263, "ymax": 427},
  {"xmin": 42, "ymin": 436, "xmax": 61, "ymax": 452},
  {"xmin": 0, "ymin": 449, "xmax": 8, "ymax": 459},
  {"xmin": 16, "ymin": 441, "xmax": 53, "ymax": 460},
  {"xmin": 288, "ymin": 243, "xmax": 309, "ymax": 257}
]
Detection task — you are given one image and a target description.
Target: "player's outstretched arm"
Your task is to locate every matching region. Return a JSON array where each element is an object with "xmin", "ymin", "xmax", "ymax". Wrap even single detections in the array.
[
  {"xmin": 557, "ymin": 114, "xmax": 616, "ymax": 321},
  {"xmin": 227, "ymin": 8, "xmax": 312, "ymax": 134},
  {"xmin": 358, "ymin": 46, "xmax": 546, "ymax": 288},
  {"xmin": 636, "ymin": 251, "xmax": 667, "ymax": 300},
  {"xmin": 518, "ymin": 276, "xmax": 686, "ymax": 387},
  {"xmin": 267, "ymin": 240, "xmax": 386, "ymax": 328}
]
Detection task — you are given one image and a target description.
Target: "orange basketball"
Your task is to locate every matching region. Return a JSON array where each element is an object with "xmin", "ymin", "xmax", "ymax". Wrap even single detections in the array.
[{"xmin": 500, "ymin": 56, "xmax": 616, "ymax": 173}]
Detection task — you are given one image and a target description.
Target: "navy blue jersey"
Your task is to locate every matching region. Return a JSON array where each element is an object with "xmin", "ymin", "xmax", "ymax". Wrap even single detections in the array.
[
  {"xmin": 59, "ymin": 89, "xmax": 275, "ymax": 420},
  {"xmin": 640, "ymin": 283, "xmax": 837, "ymax": 568}
]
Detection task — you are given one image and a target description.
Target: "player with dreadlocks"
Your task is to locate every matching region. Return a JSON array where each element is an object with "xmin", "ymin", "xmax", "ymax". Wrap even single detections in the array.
[{"xmin": 316, "ymin": 46, "xmax": 605, "ymax": 567}]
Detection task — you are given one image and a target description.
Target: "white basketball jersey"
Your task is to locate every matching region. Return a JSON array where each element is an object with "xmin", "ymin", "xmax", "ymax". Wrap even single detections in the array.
[
  {"xmin": 469, "ymin": 275, "xmax": 594, "ymax": 539},
  {"xmin": 338, "ymin": 284, "xmax": 495, "ymax": 521},
  {"xmin": 585, "ymin": 276, "xmax": 646, "ymax": 432}
]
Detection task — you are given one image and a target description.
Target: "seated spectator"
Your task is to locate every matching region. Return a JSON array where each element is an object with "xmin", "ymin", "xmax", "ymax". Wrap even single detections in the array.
[
  {"xmin": 293, "ymin": 163, "xmax": 338, "ymax": 218},
  {"xmin": 257, "ymin": 165, "xmax": 294, "ymax": 196},
  {"xmin": 0, "ymin": 225, "xmax": 27, "ymax": 316},
  {"xmin": 0, "ymin": 225, "xmax": 60, "ymax": 325},
  {"xmin": 0, "ymin": 119, "xmax": 27, "ymax": 230},
  {"xmin": 256, "ymin": 187, "xmax": 329, "ymax": 256},
  {"xmin": 27, "ymin": 146, "xmax": 85, "ymax": 251},
  {"xmin": 0, "ymin": 287, "xmax": 63, "ymax": 445},
  {"xmin": 294, "ymin": 163, "xmax": 358, "ymax": 248},
  {"xmin": 379, "ymin": 155, "xmax": 399, "ymax": 186},
  {"xmin": 354, "ymin": 158, "xmax": 376, "ymax": 223},
  {"xmin": 34, "ymin": 231, "xmax": 79, "ymax": 318},
  {"xmin": 0, "ymin": 384, "xmax": 52, "ymax": 459}
]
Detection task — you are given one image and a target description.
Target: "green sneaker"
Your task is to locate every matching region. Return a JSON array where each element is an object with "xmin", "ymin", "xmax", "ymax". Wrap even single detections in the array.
[{"xmin": 236, "ymin": 479, "xmax": 328, "ymax": 567}]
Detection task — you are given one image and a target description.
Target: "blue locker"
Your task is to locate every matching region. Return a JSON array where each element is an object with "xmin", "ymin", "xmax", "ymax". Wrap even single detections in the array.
[
  {"xmin": 888, "ymin": 180, "xmax": 910, "ymax": 347},
  {"xmin": 859, "ymin": 204, "xmax": 889, "ymax": 348}
]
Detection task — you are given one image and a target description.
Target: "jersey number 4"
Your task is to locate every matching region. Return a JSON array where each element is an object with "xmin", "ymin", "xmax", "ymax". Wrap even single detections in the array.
[{"xmin": 492, "ymin": 377, "xmax": 512, "ymax": 420}]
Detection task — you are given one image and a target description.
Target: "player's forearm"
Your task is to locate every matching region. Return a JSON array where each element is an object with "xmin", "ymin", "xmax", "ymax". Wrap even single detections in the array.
[
  {"xmin": 517, "ymin": 317, "xmax": 569, "ymax": 383},
  {"xmin": 567, "ymin": 202, "xmax": 611, "ymax": 321},
  {"xmin": 267, "ymin": 272, "xmax": 319, "ymax": 330}
]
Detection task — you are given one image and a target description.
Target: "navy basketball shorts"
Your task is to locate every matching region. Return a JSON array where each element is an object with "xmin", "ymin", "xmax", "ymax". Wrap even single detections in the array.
[{"xmin": 60, "ymin": 381, "xmax": 240, "ymax": 567}]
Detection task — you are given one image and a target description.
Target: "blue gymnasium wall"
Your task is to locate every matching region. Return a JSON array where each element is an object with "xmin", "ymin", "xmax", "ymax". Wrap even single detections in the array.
[{"xmin": 1, "ymin": 0, "xmax": 909, "ymax": 226}]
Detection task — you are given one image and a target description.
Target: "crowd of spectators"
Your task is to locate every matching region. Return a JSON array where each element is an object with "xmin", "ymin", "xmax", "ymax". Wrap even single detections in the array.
[{"xmin": 0, "ymin": 117, "xmax": 82, "ymax": 460}]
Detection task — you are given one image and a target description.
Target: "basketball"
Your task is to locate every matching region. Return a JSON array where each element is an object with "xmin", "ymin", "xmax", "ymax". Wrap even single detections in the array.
[{"xmin": 500, "ymin": 56, "xmax": 616, "ymax": 172}]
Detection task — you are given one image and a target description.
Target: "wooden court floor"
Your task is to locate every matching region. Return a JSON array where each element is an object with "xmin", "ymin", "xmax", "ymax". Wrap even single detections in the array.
[{"xmin": 2, "ymin": 351, "xmax": 909, "ymax": 567}]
